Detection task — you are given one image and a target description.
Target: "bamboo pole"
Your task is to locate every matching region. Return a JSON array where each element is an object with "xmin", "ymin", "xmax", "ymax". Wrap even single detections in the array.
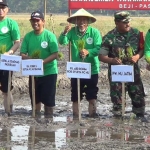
[
  {"xmin": 44, "ymin": 0, "xmax": 46, "ymax": 20},
  {"xmin": 7, "ymin": 128, "xmax": 10, "ymax": 150},
  {"xmin": 32, "ymin": 76, "xmax": 36, "ymax": 117},
  {"xmin": 6, "ymin": 71, "xmax": 11, "ymax": 115},
  {"xmin": 77, "ymin": 79, "xmax": 81, "ymax": 122},
  {"xmin": 31, "ymin": 126, "xmax": 35, "ymax": 149},
  {"xmin": 69, "ymin": 9, "xmax": 71, "ymax": 62},
  {"xmin": 122, "ymin": 82, "xmax": 125, "ymax": 117}
]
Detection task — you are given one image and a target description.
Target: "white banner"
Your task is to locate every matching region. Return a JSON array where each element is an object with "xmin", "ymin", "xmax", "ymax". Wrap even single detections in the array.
[
  {"xmin": 111, "ymin": 65, "xmax": 134, "ymax": 82},
  {"xmin": 66, "ymin": 62, "xmax": 91, "ymax": 79},
  {"xmin": 22, "ymin": 59, "xmax": 43, "ymax": 76},
  {"xmin": 0, "ymin": 54, "xmax": 21, "ymax": 72}
]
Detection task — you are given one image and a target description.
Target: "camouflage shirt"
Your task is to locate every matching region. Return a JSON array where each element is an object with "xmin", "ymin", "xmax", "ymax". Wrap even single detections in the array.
[{"xmin": 100, "ymin": 27, "xmax": 143, "ymax": 65}]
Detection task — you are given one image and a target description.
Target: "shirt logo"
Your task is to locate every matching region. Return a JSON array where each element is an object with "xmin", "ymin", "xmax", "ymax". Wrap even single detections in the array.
[
  {"xmin": 86, "ymin": 37, "xmax": 93, "ymax": 44},
  {"xmin": 41, "ymin": 41, "xmax": 48, "ymax": 48},
  {"xmin": 1, "ymin": 27, "xmax": 8, "ymax": 33}
]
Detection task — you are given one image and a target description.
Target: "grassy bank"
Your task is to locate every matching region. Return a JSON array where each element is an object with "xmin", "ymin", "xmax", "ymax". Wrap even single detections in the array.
[{"xmin": 8, "ymin": 14, "xmax": 150, "ymax": 38}]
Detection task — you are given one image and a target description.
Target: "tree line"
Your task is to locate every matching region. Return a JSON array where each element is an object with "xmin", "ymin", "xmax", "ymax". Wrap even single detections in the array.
[
  {"xmin": 7, "ymin": 0, "xmax": 150, "ymax": 16},
  {"xmin": 7, "ymin": 0, "xmax": 68, "ymax": 13}
]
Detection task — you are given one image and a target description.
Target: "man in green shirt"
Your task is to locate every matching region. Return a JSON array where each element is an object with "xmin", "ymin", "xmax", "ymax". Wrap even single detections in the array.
[
  {"xmin": 20, "ymin": 10, "xmax": 58, "ymax": 117},
  {"xmin": 59, "ymin": 8, "xmax": 102, "ymax": 117},
  {"xmin": 0, "ymin": 0, "xmax": 20, "ymax": 114}
]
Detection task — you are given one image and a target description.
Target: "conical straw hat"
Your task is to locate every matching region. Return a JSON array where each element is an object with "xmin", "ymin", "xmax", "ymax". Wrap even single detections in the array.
[{"xmin": 67, "ymin": 8, "xmax": 96, "ymax": 24}]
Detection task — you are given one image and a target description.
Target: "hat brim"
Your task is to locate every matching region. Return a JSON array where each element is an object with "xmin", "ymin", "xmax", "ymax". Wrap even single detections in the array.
[
  {"xmin": 121, "ymin": 18, "xmax": 132, "ymax": 23},
  {"xmin": 115, "ymin": 18, "xmax": 131, "ymax": 23},
  {"xmin": 30, "ymin": 17, "xmax": 41, "ymax": 20},
  {"xmin": 67, "ymin": 16, "xmax": 96, "ymax": 24},
  {"xmin": 0, "ymin": 4, "xmax": 8, "ymax": 6},
  {"xmin": 67, "ymin": 8, "xmax": 96, "ymax": 24}
]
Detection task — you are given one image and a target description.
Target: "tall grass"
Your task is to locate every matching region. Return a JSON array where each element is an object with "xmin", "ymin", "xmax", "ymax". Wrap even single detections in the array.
[{"xmin": 8, "ymin": 13, "xmax": 150, "ymax": 39}]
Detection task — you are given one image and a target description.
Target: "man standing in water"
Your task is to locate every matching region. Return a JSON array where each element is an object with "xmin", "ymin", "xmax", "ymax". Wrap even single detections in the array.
[
  {"xmin": 99, "ymin": 11, "xmax": 147, "ymax": 122},
  {"xmin": 20, "ymin": 10, "xmax": 58, "ymax": 117},
  {"xmin": 0, "ymin": 0, "xmax": 20, "ymax": 114},
  {"xmin": 58, "ymin": 8, "xmax": 102, "ymax": 117}
]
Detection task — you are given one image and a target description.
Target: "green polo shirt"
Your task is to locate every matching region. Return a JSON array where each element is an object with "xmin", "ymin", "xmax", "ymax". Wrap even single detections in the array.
[
  {"xmin": 58, "ymin": 26, "xmax": 102, "ymax": 74},
  {"xmin": 144, "ymin": 30, "xmax": 150, "ymax": 58},
  {"xmin": 20, "ymin": 29, "xmax": 58, "ymax": 76},
  {"xmin": 0, "ymin": 17, "xmax": 20, "ymax": 52}
]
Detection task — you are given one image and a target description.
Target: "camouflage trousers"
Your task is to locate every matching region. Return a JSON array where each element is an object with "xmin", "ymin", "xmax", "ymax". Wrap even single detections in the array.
[{"xmin": 109, "ymin": 80, "xmax": 145, "ymax": 115}]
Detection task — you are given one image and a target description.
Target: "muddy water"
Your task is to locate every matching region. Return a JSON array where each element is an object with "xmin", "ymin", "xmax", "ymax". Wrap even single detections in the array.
[
  {"xmin": 0, "ymin": 115, "xmax": 150, "ymax": 150},
  {"xmin": 0, "ymin": 59, "xmax": 150, "ymax": 149}
]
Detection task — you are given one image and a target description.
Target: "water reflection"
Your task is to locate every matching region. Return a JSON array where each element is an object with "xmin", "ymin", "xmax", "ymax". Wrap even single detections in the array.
[{"xmin": 0, "ymin": 116, "xmax": 149, "ymax": 150}]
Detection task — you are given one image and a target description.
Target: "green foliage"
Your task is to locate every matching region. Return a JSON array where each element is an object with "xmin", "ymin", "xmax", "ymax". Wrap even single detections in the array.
[
  {"xmin": 7, "ymin": 0, "xmax": 68, "ymax": 13},
  {"xmin": 57, "ymin": 51, "xmax": 64, "ymax": 61},
  {"xmin": 118, "ymin": 48, "xmax": 125, "ymax": 60},
  {"xmin": 31, "ymin": 50, "xmax": 41, "ymax": 59},
  {"xmin": 76, "ymin": 39, "xmax": 85, "ymax": 51},
  {"xmin": 0, "ymin": 45, "xmax": 6, "ymax": 54},
  {"xmin": 145, "ymin": 56, "xmax": 150, "ymax": 64},
  {"xmin": 126, "ymin": 46, "xmax": 133, "ymax": 57}
]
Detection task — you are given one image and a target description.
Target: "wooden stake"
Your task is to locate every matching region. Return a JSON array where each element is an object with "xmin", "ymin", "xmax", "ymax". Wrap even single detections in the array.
[
  {"xmin": 32, "ymin": 76, "xmax": 35, "ymax": 117},
  {"xmin": 122, "ymin": 82, "xmax": 125, "ymax": 117},
  {"xmin": 6, "ymin": 71, "xmax": 11, "ymax": 114},
  {"xmin": 77, "ymin": 78, "xmax": 81, "ymax": 122},
  {"xmin": 31, "ymin": 126, "xmax": 35, "ymax": 149},
  {"xmin": 44, "ymin": 0, "xmax": 46, "ymax": 20},
  {"xmin": 7, "ymin": 128, "xmax": 10, "ymax": 150}
]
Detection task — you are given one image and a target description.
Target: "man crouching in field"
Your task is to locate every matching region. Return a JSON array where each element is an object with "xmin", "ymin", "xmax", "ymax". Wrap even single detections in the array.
[
  {"xmin": 0, "ymin": 0, "xmax": 20, "ymax": 114},
  {"xmin": 20, "ymin": 10, "xmax": 58, "ymax": 118}
]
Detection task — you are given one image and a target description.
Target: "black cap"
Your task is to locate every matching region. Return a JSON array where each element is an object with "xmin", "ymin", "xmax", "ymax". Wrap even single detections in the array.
[
  {"xmin": 0, "ymin": 0, "xmax": 8, "ymax": 6},
  {"xmin": 30, "ymin": 10, "xmax": 44, "ymax": 20}
]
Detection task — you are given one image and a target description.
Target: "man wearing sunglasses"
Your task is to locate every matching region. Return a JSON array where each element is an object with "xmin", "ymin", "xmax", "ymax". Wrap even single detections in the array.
[{"xmin": 0, "ymin": 0, "xmax": 20, "ymax": 114}]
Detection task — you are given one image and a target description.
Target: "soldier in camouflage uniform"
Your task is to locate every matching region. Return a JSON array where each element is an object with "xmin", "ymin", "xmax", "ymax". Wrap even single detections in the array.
[{"xmin": 99, "ymin": 11, "xmax": 146, "ymax": 119}]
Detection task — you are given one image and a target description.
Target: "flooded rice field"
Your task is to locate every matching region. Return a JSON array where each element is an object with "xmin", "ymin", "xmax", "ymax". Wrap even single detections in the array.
[
  {"xmin": 0, "ymin": 53, "xmax": 150, "ymax": 149},
  {"xmin": 0, "ymin": 79, "xmax": 150, "ymax": 150}
]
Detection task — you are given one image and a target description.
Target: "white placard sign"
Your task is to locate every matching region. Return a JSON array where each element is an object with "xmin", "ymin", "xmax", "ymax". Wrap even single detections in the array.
[
  {"xmin": 22, "ymin": 59, "xmax": 43, "ymax": 76},
  {"xmin": 111, "ymin": 65, "xmax": 134, "ymax": 82},
  {"xmin": 0, "ymin": 54, "xmax": 21, "ymax": 72},
  {"xmin": 66, "ymin": 62, "xmax": 91, "ymax": 79}
]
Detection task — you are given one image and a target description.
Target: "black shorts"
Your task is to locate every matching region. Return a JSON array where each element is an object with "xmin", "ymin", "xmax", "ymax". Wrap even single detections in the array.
[
  {"xmin": 29, "ymin": 74, "xmax": 57, "ymax": 107},
  {"xmin": 0, "ymin": 70, "xmax": 13, "ymax": 93},
  {"xmin": 71, "ymin": 74, "xmax": 99, "ymax": 102}
]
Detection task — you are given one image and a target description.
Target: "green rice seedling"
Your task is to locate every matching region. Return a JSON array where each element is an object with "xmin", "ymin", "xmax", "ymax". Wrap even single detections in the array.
[
  {"xmin": 57, "ymin": 51, "xmax": 64, "ymax": 60},
  {"xmin": 126, "ymin": 46, "xmax": 133, "ymax": 58},
  {"xmin": 118, "ymin": 48, "xmax": 125, "ymax": 61},
  {"xmin": 76, "ymin": 39, "xmax": 85, "ymax": 51},
  {"xmin": 31, "ymin": 50, "xmax": 41, "ymax": 59},
  {"xmin": 145, "ymin": 56, "xmax": 150, "ymax": 64},
  {"xmin": 0, "ymin": 45, "xmax": 6, "ymax": 54}
]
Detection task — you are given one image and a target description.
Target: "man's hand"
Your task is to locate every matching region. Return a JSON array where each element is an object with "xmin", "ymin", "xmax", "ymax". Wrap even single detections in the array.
[
  {"xmin": 80, "ymin": 49, "xmax": 89, "ymax": 59},
  {"xmin": 111, "ymin": 57, "xmax": 122, "ymax": 65},
  {"xmin": 129, "ymin": 55, "xmax": 140, "ymax": 63},
  {"xmin": 63, "ymin": 24, "xmax": 72, "ymax": 35},
  {"xmin": 4, "ymin": 50, "xmax": 13, "ymax": 55}
]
